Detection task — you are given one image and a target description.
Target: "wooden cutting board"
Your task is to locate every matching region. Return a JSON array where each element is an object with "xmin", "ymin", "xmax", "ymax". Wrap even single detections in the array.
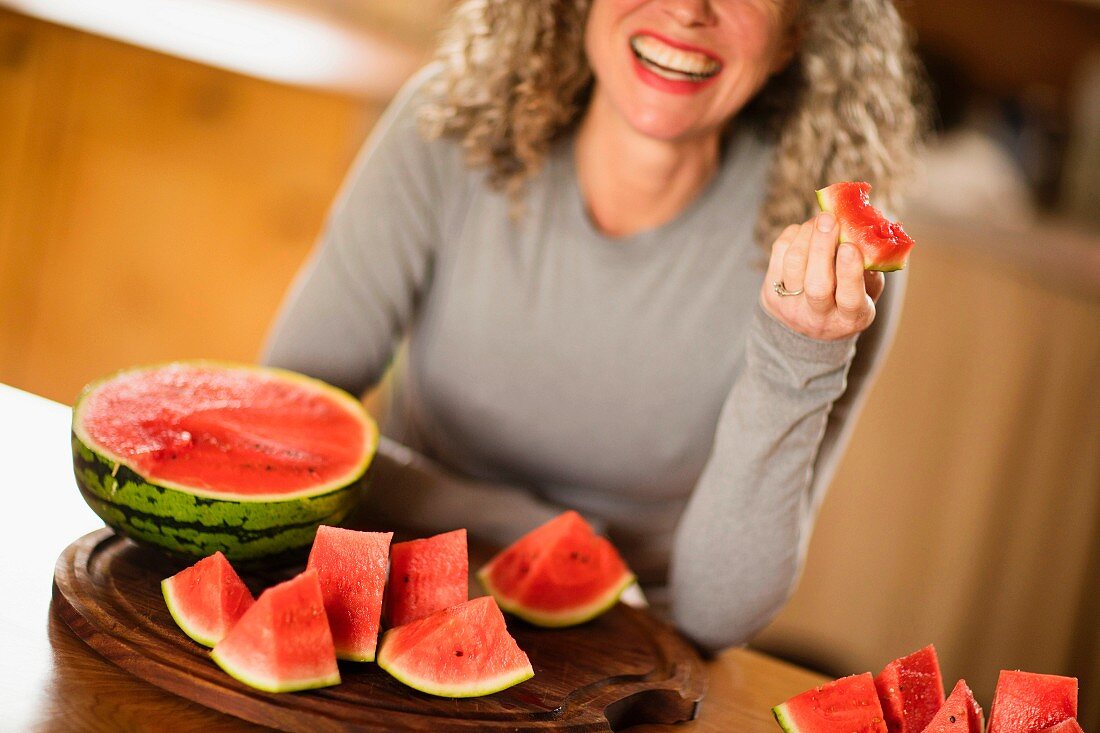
[{"xmin": 53, "ymin": 528, "xmax": 707, "ymax": 732}]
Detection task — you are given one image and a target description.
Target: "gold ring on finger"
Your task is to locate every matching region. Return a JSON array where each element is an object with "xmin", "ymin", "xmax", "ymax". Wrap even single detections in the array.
[{"xmin": 773, "ymin": 280, "xmax": 804, "ymax": 297}]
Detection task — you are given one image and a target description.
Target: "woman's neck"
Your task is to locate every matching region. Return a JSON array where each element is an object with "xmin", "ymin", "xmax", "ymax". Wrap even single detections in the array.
[{"xmin": 574, "ymin": 90, "xmax": 722, "ymax": 239}]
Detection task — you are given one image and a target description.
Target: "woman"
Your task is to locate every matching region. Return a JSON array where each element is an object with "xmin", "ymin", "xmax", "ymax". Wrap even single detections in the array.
[{"xmin": 264, "ymin": 0, "xmax": 924, "ymax": 652}]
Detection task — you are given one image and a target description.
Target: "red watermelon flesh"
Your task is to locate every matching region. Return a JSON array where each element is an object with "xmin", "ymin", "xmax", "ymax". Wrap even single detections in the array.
[
  {"xmin": 386, "ymin": 529, "xmax": 468, "ymax": 628},
  {"xmin": 988, "ymin": 670, "xmax": 1078, "ymax": 733},
  {"xmin": 307, "ymin": 525, "xmax": 392, "ymax": 661},
  {"xmin": 377, "ymin": 596, "xmax": 533, "ymax": 698},
  {"xmin": 210, "ymin": 569, "xmax": 339, "ymax": 693},
  {"xmin": 161, "ymin": 551, "xmax": 254, "ymax": 647},
  {"xmin": 75, "ymin": 362, "xmax": 374, "ymax": 498},
  {"xmin": 478, "ymin": 511, "xmax": 634, "ymax": 627},
  {"xmin": 1039, "ymin": 719, "xmax": 1085, "ymax": 733},
  {"xmin": 922, "ymin": 679, "xmax": 984, "ymax": 733},
  {"xmin": 773, "ymin": 672, "xmax": 888, "ymax": 733},
  {"xmin": 816, "ymin": 182, "xmax": 915, "ymax": 272},
  {"xmin": 874, "ymin": 644, "xmax": 945, "ymax": 733}
]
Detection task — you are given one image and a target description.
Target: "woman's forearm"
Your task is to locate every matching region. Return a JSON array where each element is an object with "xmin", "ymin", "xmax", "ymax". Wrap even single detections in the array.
[{"xmin": 669, "ymin": 302, "xmax": 859, "ymax": 652}]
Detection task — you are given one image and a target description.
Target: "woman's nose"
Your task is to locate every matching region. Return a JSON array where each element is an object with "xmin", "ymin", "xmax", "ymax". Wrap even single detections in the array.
[{"xmin": 662, "ymin": 0, "xmax": 718, "ymax": 27}]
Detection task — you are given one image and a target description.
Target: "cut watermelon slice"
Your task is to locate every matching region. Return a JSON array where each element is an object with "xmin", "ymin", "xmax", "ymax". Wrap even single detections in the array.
[
  {"xmin": 211, "ymin": 569, "xmax": 340, "ymax": 693},
  {"xmin": 816, "ymin": 182, "xmax": 915, "ymax": 272},
  {"xmin": 874, "ymin": 644, "xmax": 945, "ymax": 733},
  {"xmin": 386, "ymin": 529, "xmax": 468, "ymax": 628},
  {"xmin": 307, "ymin": 525, "xmax": 392, "ymax": 661},
  {"xmin": 773, "ymin": 672, "xmax": 888, "ymax": 733},
  {"xmin": 922, "ymin": 679, "xmax": 983, "ymax": 733},
  {"xmin": 161, "ymin": 551, "xmax": 254, "ymax": 647},
  {"xmin": 1038, "ymin": 719, "xmax": 1085, "ymax": 733},
  {"xmin": 478, "ymin": 511, "xmax": 634, "ymax": 627},
  {"xmin": 377, "ymin": 596, "xmax": 533, "ymax": 698},
  {"xmin": 987, "ymin": 670, "xmax": 1078, "ymax": 733}
]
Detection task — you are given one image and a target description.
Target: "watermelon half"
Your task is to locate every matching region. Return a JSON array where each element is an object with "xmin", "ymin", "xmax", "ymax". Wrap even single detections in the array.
[
  {"xmin": 306, "ymin": 525, "xmax": 392, "ymax": 662},
  {"xmin": 386, "ymin": 529, "xmax": 468, "ymax": 628},
  {"xmin": 987, "ymin": 670, "xmax": 1078, "ymax": 733},
  {"xmin": 161, "ymin": 551, "xmax": 254, "ymax": 647},
  {"xmin": 816, "ymin": 182, "xmax": 915, "ymax": 272},
  {"xmin": 874, "ymin": 644, "xmax": 946, "ymax": 733},
  {"xmin": 478, "ymin": 511, "xmax": 634, "ymax": 627},
  {"xmin": 921, "ymin": 679, "xmax": 983, "ymax": 733},
  {"xmin": 377, "ymin": 596, "xmax": 533, "ymax": 698},
  {"xmin": 72, "ymin": 362, "xmax": 379, "ymax": 561},
  {"xmin": 773, "ymin": 672, "xmax": 888, "ymax": 733},
  {"xmin": 211, "ymin": 569, "xmax": 340, "ymax": 693}
]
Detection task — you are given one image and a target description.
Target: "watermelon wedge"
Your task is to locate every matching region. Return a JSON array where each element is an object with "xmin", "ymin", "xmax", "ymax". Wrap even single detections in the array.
[
  {"xmin": 874, "ymin": 644, "xmax": 945, "ymax": 733},
  {"xmin": 988, "ymin": 670, "xmax": 1078, "ymax": 733},
  {"xmin": 478, "ymin": 511, "xmax": 634, "ymax": 627},
  {"xmin": 377, "ymin": 596, "xmax": 533, "ymax": 698},
  {"xmin": 816, "ymin": 182, "xmax": 915, "ymax": 272},
  {"xmin": 307, "ymin": 525, "xmax": 392, "ymax": 661},
  {"xmin": 922, "ymin": 679, "xmax": 984, "ymax": 733},
  {"xmin": 211, "ymin": 569, "xmax": 340, "ymax": 693},
  {"xmin": 161, "ymin": 551, "xmax": 254, "ymax": 647},
  {"xmin": 72, "ymin": 362, "xmax": 379, "ymax": 561},
  {"xmin": 1039, "ymin": 719, "xmax": 1085, "ymax": 733},
  {"xmin": 773, "ymin": 672, "xmax": 888, "ymax": 733},
  {"xmin": 386, "ymin": 529, "xmax": 468, "ymax": 628}
]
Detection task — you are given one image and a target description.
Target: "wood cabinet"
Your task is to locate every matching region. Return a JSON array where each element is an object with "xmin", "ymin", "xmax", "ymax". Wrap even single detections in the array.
[{"xmin": 0, "ymin": 8, "xmax": 376, "ymax": 403}]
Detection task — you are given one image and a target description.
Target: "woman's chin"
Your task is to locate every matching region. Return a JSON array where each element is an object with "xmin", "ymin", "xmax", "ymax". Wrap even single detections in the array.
[{"xmin": 623, "ymin": 108, "xmax": 719, "ymax": 144}]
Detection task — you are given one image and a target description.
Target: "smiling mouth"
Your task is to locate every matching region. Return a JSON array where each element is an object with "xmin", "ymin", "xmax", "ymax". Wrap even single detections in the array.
[{"xmin": 629, "ymin": 35, "xmax": 722, "ymax": 82}]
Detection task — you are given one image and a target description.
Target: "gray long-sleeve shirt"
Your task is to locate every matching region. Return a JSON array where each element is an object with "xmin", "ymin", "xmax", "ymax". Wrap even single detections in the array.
[{"xmin": 263, "ymin": 69, "xmax": 906, "ymax": 652}]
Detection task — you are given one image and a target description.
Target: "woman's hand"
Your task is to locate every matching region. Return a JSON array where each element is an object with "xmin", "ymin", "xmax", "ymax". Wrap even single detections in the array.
[{"xmin": 759, "ymin": 213, "xmax": 886, "ymax": 341}]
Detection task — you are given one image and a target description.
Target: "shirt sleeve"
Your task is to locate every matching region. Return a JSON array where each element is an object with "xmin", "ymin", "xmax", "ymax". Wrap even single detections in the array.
[
  {"xmin": 669, "ymin": 270, "xmax": 908, "ymax": 652},
  {"xmin": 262, "ymin": 67, "xmax": 445, "ymax": 396}
]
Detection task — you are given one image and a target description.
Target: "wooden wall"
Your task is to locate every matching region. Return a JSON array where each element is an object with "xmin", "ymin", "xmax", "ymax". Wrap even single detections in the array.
[{"xmin": 0, "ymin": 8, "xmax": 375, "ymax": 403}]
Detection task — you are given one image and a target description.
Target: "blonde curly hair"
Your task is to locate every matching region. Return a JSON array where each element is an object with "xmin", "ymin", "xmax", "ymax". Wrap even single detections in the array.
[{"xmin": 419, "ymin": 0, "xmax": 926, "ymax": 250}]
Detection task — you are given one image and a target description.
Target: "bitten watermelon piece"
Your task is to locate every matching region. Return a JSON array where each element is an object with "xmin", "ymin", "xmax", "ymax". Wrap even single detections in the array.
[
  {"xmin": 478, "ymin": 511, "xmax": 634, "ymax": 627},
  {"xmin": 307, "ymin": 525, "xmax": 392, "ymax": 661},
  {"xmin": 1038, "ymin": 719, "xmax": 1085, "ymax": 733},
  {"xmin": 988, "ymin": 670, "xmax": 1078, "ymax": 733},
  {"xmin": 211, "ymin": 569, "xmax": 340, "ymax": 693},
  {"xmin": 816, "ymin": 182, "xmax": 915, "ymax": 272},
  {"xmin": 386, "ymin": 529, "xmax": 468, "ymax": 628},
  {"xmin": 922, "ymin": 680, "xmax": 984, "ymax": 733},
  {"xmin": 773, "ymin": 672, "xmax": 888, "ymax": 733},
  {"xmin": 377, "ymin": 596, "xmax": 533, "ymax": 698},
  {"xmin": 874, "ymin": 644, "xmax": 946, "ymax": 733},
  {"xmin": 162, "ymin": 551, "xmax": 254, "ymax": 647}
]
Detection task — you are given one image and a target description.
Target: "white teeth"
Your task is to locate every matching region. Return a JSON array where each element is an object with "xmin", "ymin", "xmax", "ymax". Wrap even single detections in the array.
[{"xmin": 630, "ymin": 35, "xmax": 721, "ymax": 81}]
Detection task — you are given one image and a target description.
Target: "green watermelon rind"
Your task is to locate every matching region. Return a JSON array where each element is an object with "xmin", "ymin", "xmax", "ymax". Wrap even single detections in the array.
[
  {"xmin": 477, "ymin": 565, "xmax": 636, "ymax": 628},
  {"xmin": 815, "ymin": 186, "xmax": 908, "ymax": 273},
  {"xmin": 161, "ymin": 577, "xmax": 221, "ymax": 648},
  {"xmin": 376, "ymin": 629, "xmax": 534, "ymax": 698},
  {"xmin": 772, "ymin": 703, "xmax": 801, "ymax": 733},
  {"xmin": 71, "ymin": 361, "xmax": 379, "ymax": 561},
  {"xmin": 210, "ymin": 646, "xmax": 342, "ymax": 694}
]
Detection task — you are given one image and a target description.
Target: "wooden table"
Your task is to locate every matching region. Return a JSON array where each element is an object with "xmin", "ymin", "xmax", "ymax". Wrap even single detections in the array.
[{"xmin": 0, "ymin": 383, "xmax": 826, "ymax": 732}]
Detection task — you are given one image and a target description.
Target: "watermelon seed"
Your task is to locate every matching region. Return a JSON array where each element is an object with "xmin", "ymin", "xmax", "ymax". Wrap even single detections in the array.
[
  {"xmin": 403, "ymin": 575, "xmax": 410, "ymax": 583},
  {"xmin": 949, "ymin": 716, "xmax": 956, "ymax": 724},
  {"xmin": 455, "ymin": 650, "xmax": 463, "ymax": 657}
]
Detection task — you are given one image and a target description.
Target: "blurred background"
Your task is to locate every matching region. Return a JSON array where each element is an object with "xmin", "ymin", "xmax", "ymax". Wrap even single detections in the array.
[{"xmin": 1, "ymin": 0, "xmax": 1097, "ymax": 726}]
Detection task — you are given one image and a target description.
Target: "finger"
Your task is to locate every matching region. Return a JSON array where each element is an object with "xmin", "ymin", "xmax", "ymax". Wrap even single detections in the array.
[
  {"xmin": 803, "ymin": 213, "xmax": 840, "ymax": 314},
  {"xmin": 767, "ymin": 224, "xmax": 801, "ymax": 280},
  {"xmin": 835, "ymin": 243, "xmax": 871, "ymax": 324},
  {"xmin": 780, "ymin": 220, "xmax": 814, "ymax": 294},
  {"xmin": 865, "ymin": 271, "xmax": 885, "ymax": 303}
]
